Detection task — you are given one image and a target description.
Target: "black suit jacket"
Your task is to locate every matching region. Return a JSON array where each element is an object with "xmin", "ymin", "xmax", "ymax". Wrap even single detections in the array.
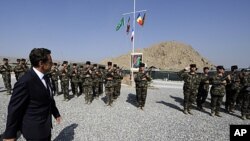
[{"xmin": 4, "ymin": 68, "xmax": 60, "ymax": 139}]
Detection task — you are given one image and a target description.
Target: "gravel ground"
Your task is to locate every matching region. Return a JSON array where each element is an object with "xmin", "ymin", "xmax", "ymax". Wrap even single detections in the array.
[{"xmin": 0, "ymin": 76, "xmax": 250, "ymax": 141}]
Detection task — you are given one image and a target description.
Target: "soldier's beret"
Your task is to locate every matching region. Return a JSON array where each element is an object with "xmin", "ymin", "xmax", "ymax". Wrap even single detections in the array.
[
  {"xmin": 21, "ymin": 58, "xmax": 26, "ymax": 62},
  {"xmin": 216, "ymin": 65, "xmax": 224, "ymax": 70},
  {"xmin": 113, "ymin": 64, "xmax": 117, "ymax": 67},
  {"xmin": 139, "ymin": 63, "xmax": 145, "ymax": 68},
  {"xmin": 73, "ymin": 63, "xmax": 77, "ymax": 66},
  {"xmin": 190, "ymin": 64, "xmax": 197, "ymax": 68},
  {"xmin": 3, "ymin": 58, "xmax": 8, "ymax": 61},
  {"xmin": 86, "ymin": 61, "xmax": 91, "ymax": 65},
  {"xmin": 53, "ymin": 63, "xmax": 57, "ymax": 65},
  {"xmin": 17, "ymin": 59, "xmax": 20, "ymax": 62},
  {"xmin": 93, "ymin": 64, "xmax": 97, "ymax": 67},
  {"xmin": 231, "ymin": 65, "xmax": 238, "ymax": 71},
  {"xmin": 108, "ymin": 62, "xmax": 112, "ymax": 66},
  {"xmin": 203, "ymin": 67, "xmax": 209, "ymax": 70}
]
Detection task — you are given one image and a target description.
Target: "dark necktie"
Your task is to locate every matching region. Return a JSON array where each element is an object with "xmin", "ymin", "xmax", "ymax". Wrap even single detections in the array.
[{"xmin": 43, "ymin": 75, "xmax": 52, "ymax": 97}]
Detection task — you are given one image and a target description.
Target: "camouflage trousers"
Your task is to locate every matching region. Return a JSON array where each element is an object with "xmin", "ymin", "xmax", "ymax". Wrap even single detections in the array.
[
  {"xmin": 61, "ymin": 81, "xmax": 69, "ymax": 100},
  {"xmin": 211, "ymin": 95, "xmax": 224, "ymax": 113},
  {"xmin": 52, "ymin": 80, "xmax": 59, "ymax": 95},
  {"xmin": 225, "ymin": 88, "xmax": 240, "ymax": 111},
  {"xmin": 183, "ymin": 89, "xmax": 198, "ymax": 110},
  {"xmin": 241, "ymin": 93, "xmax": 250, "ymax": 116},
  {"xmin": 2, "ymin": 74, "xmax": 11, "ymax": 94},
  {"xmin": 113, "ymin": 85, "xmax": 120, "ymax": 99},
  {"xmin": 136, "ymin": 87, "xmax": 148, "ymax": 107},
  {"xmin": 99, "ymin": 82, "xmax": 104, "ymax": 95},
  {"xmin": 84, "ymin": 85, "xmax": 93, "ymax": 103},
  {"xmin": 105, "ymin": 87, "xmax": 114, "ymax": 105},
  {"xmin": 92, "ymin": 82, "xmax": 99, "ymax": 98},
  {"xmin": 71, "ymin": 82, "xmax": 79, "ymax": 96}
]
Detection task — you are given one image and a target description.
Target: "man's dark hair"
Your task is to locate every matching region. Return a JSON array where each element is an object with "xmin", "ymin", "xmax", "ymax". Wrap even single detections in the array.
[{"xmin": 29, "ymin": 48, "xmax": 51, "ymax": 67}]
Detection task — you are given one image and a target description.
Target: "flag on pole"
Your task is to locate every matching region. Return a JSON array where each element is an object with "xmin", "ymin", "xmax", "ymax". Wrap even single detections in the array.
[
  {"xmin": 131, "ymin": 29, "xmax": 134, "ymax": 42},
  {"xmin": 116, "ymin": 17, "xmax": 124, "ymax": 31},
  {"xmin": 126, "ymin": 17, "xmax": 130, "ymax": 34},
  {"xmin": 142, "ymin": 13, "xmax": 146, "ymax": 26},
  {"xmin": 136, "ymin": 13, "xmax": 143, "ymax": 26}
]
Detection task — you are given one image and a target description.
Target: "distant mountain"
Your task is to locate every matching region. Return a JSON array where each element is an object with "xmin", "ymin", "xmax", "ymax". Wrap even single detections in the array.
[{"xmin": 100, "ymin": 41, "xmax": 214, "ymax": 71}]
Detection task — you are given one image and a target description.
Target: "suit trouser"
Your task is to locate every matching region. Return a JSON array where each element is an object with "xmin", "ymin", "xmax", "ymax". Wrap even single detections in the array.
[
  {"xmin": 196, "ymin": 88, "xmax": 208, "ymax": 107},
  {"xmin": 26, "ymin": 134, "xmax": 51, "ymax": 141}
]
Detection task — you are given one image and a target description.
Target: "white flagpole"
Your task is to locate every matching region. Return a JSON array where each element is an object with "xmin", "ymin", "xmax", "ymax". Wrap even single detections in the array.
[{"xmin": 120, "ymin": 0, "xmax": 147, "ymax": 86}]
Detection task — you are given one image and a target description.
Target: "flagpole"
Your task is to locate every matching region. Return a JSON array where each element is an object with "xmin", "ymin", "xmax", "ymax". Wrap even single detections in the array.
[
  {"xmin": 131, "ymin": 0, "xmax": 136, "ymax": 86},
  {"xmin": 120, "ymin": 0, "xmax": 147, "ymax": 86}
]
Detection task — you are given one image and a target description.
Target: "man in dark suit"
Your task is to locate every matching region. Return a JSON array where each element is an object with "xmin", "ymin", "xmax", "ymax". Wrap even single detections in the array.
[{"xmin": 3, "ymin": 48, "xmax": 61, "ymax": 141}]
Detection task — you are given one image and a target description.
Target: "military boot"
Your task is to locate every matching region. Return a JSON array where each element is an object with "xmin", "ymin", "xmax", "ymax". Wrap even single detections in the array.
[
  {"xmin": 183, "ymin": 109, "xmax": 188, "ymax": 115},
  {"xmin": 241, "ymin": 115, "xmax": 246, "ymax": 120},
  {"xmin": 211, "ymin": 110, "xmax": 215, "ymax": 117},
  {"xmin": 215, "ymin": 112, "xmax": 222, "ymax": 117},
  {"xmin": 188, "ymin": 109, "xmax": 193, "ymax": 115},
  {"xmin": 246, "ymin": 115, "xmax": 250, "ymax": 120}
]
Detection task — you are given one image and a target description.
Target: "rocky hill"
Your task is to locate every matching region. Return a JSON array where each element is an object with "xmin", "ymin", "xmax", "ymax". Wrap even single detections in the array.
[{"xmin": 100, "ymin": 41, "xmax": 214, "ymax": 71}]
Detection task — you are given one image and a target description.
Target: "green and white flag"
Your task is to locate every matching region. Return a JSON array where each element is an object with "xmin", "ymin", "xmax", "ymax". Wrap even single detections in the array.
[{"xmin": 116, "ymin": 17, "xmax": 124, "ymax": 31}]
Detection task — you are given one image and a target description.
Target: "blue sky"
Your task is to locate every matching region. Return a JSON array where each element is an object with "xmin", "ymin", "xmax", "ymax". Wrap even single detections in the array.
[{"xmin": 0, "ymin": 0, "xmax": 250, "ymax": 68}]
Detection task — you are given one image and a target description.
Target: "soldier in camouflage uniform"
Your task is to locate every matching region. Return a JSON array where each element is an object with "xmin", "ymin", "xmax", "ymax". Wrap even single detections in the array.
[
  {"xmin": 134, "ymin": 63, "xmax": 152, "ymax": 110},
  {"xmin": 225, "ymin": 65, "xmax": 241, "ymax": 113},
  {"xmin": 13, "ymin": 59, "xmax": 20, "ymax": 81},
  {"xmin": 104, "ymin": 62, "xmax": 114, "ymax": 106},
  {"xmin": 113, "ymin": 64, "xmax": 123, "ymax": 100},
  {"xmin": 15, "ymin": 58, "xmax": 29, "ymax": 80},
  {"xmin": 240, "ymin": 69, "xmax": 250, "ymax": 120},
  {"xmin": 70, "ymin": 63, "xmax": 79, "ymax": 97},
  {"xmin": 196, "ymin": 67, "xmax": 210, "ymax": 110},
  {"xmin": 82, "ymin": 61, "xmax": 93, "ymax": 104},
  {"xmin": 92, "ymin": 64, "xmax": 101, "ymax": 99},
  {"xmin": 50, "ymin": 63, "xmax": 59, "ymax": 95},
  {"xmin": 0, "ymin": 58, "xmax": 12, "ymax": 95},
  {"xmin": 178, "ymin": 64, "xmax": 201, "ymax": 115},
  {"xmin": 210, "ymin": 66, "xmax": 227, "ymax": 117},
  {"xmin": 60, "ymin": 61, "xmax": 70, "ymax": 101},
  {"xmin": 98, "ymin": 68, "xmax": 104, "ymax": 96},
  {"xmin": 78, "ymin": 65, "xmax": 84, "ymax": 95}
]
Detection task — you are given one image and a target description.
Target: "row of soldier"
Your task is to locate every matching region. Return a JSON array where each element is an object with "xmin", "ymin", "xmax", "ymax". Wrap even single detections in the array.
[
  {"xmin": 178, "ymin": 64, "xmax": 250, "ymax": 120},
  {"xmin": 0, "ymin": 58, "xmax": 123, "ymax": 106}
]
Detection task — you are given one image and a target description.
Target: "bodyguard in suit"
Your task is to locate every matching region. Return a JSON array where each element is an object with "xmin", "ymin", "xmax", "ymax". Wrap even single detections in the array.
[{"xmin": 3, "ymin": 48, "xmax": 61, "ymax": 141}]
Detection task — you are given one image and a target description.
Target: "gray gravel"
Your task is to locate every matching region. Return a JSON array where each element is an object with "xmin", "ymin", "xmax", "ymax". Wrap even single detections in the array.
[{"xmin": 1, "ymin": 77, "xmax": 250, "ymax": 141}]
